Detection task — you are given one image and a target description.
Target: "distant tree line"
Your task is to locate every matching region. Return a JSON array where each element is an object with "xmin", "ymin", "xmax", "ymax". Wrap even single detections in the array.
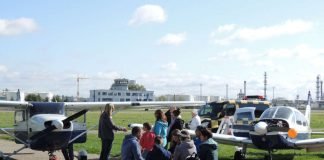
[
  {"xmin": 128, "ymin": 83, "xmax": 146, "ymax": 91},
  {"xmin": 24, "ymin": 94, "xmax": 66, "ymax": 102}
]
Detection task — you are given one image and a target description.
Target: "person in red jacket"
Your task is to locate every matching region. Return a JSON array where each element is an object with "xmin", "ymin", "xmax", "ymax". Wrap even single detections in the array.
[{"xmin": 140, "ymin": 122, "xmax": 156, "ymax": 158}]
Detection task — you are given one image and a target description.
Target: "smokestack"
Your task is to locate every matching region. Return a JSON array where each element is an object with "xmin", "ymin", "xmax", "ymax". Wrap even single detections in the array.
[
  {"xmin": 244, "ymin": 81, "xmax": 246, "ymax": 96},
  {"xmin": 321, "ymin": 81, "xmax": 323, "ymax": 100},
  {"xmin": 316, "ymin": 75, "xmax": 320, "ymax": 101},
  {"xmin": 264, "ymin": 72, "xmax": 267, "ymax": 100},
  {"xmin": 226, "ymin": 84, "xmax": 228, "ymax": 100}
]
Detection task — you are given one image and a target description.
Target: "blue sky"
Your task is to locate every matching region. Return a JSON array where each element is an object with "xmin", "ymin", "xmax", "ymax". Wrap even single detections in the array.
[{"xmin": 1, "ymin": 1, "xmax": 324, "ymax": 99}]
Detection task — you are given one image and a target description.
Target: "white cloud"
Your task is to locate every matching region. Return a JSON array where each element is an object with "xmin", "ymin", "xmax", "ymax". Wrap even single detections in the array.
[
  {"xmin": 128, "ymin": 4, "xmax": 167, "ymax": 26},
  {"xmin": 0, "ymin": 18, "xmax": 38, "ymax": 36},
  {"xmin": 211, "ymin": 20, "xmax": 313, "ymax": 45},
  {"xmin": 161, "ymin": 62, "xmax": 177, "ymax": 71},
  {"xmin": 157, "ymin": 32, "xmax": 187, "ymax": 46},
  {"xmin": 0, "ymin": 65, "xmax": 8, "ymax": 73},
  {"xmin": 208, "ymin": 48, "xmax": 251, "ymax": 61}
]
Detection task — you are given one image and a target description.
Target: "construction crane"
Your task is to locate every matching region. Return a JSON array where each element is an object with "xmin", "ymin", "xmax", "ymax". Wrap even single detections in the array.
[{"xmin": 76, "ymin": 75, "xmax": 89, "ymax": 101}]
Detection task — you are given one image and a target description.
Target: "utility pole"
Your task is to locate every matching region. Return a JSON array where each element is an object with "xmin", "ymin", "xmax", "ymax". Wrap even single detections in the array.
[
  {"xmin": 77, "ymin": 75, "xmax": 89, "ymax": 102},
  {"xmin": 226, "ymin": 84, "xmax": 228, "ymax": 100},
  {"xmin": 200, "ymin": 83, "xmax": 202, "ymax": 101}
]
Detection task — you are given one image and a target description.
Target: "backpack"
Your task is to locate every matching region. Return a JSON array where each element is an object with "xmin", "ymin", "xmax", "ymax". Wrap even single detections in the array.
[{"xmin": 186, "ymin": 152, "xmax": 200, "ymax": 160}]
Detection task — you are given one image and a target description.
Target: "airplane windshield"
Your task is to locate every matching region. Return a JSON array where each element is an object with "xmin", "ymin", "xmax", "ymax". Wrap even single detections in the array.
[
  {"xmin": 30, "ymin": 102, "xmax": 65, "ymax": 116},
  {"xmin": 260, "ymin": 107, "xmax": 293, "ymax": 120},
  {"xmin": 260, "ymin": 107, "xmax": 277, "ymax": 119}
]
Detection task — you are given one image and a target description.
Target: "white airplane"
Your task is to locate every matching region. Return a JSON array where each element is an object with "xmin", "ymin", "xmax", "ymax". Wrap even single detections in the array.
[
  {"xmin": 0, "ymin": 100, "xmax": 205, "ymax": 160},
  {"xmin": 188, "ymin": 91, "xmax": 324, "ymax": 160}
]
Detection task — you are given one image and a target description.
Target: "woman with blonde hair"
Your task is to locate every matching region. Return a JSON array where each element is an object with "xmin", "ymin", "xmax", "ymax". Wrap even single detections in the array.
[{"xmin": 99, "ymin": 103, "xmax": 127, "ymax": 160}]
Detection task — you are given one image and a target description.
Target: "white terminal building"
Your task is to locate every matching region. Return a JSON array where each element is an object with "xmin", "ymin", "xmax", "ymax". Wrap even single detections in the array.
[{"xmin": 89, "ymin": 78, "xmax": 154, "ymax": 102}]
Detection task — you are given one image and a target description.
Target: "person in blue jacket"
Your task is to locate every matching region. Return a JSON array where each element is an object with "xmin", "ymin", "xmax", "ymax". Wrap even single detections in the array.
[
  {"xmin": 198, "ymin": 127, "xmax": 218, "ymax": 160},
  {"xmin": 121, "ymin": 126, "xmax": 144, "ymax": 160},
  {"xmin": 146, "ymin": 136, "xmax": 171, "ymax": 160},
  {"xmin": 153, "ymin": 109, "xmax": 168, "ymax": 147}
]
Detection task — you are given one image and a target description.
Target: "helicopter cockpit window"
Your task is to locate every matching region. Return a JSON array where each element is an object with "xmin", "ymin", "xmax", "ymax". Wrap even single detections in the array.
[
  {"xmin": 15, "ymin": 110, "xmax": 25, "ymax": 123},
  {"xmin": 199, "ymin": 104, "xmax": 212, "ymax": 116},
  {"xmin": 224, "ymin": 104, "xmax": 236, "ymax": 116}
]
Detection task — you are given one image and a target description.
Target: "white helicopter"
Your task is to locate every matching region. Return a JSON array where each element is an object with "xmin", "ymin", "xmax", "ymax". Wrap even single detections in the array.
[
  {"xmin": 0, "ymin": 99, "xmax": 205, "ymax": 160},
  {"xmin": 188, "ymin": 91, "xmax": 324, "ymax": 160}
]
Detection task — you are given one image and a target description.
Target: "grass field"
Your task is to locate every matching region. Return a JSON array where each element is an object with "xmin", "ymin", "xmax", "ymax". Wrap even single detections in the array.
[{"xmin": 1, "ymin": 109, "xmax": 324, "ymax": 159}]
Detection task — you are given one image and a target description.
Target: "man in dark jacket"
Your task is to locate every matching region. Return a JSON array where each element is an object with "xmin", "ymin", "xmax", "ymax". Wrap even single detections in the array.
[
  {"xmin": 146, "ymin": 136, "xmax": 171, "ymax": 160},
  {"xmin": 121, "ymin": 126, "xmax": 144, "ymax": 160},
  {"xmin": 167, "ymin": 109, "xmax": 184, "ymax": 143}
]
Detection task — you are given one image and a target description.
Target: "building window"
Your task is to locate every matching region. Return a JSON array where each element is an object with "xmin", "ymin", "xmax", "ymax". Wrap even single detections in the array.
[
  {"xmin": 118, "ymin": 92, "xmax": 121, "ymax": 96},
  {"xmin": 126, "ymin": 98, "xmax": 130, "ymax": 101},
  {"xmin": 98, "ymin": 92, "xmax": 101, "ymax": 95},
  {"xmin": 114, "ymin": 92, "xmax": 117, "ymax": 96},
  {"xmin": 126, "ymin": 92, "xmax": 130, "ymax": 96},
  {"xmin": 102, "ymin": 98, "xmax": 112, "ymax": 102},
  {"xmin": 132, "ymin": 93, "xmax": 138, "ymax": 96},
  {"xmin": 102, "ymin": 92, "xmax": 107, "ymax": 95},
  {"xmin": 98, "ymin": 98, "xmax": 101, "ymax": 102},
  {"xmin": 108, "ymin": 92, "xmax": 113, "ymax": 96},
  {"xmin": 120, "ymin": 98, "xmax": 125, "ymax": 101}
]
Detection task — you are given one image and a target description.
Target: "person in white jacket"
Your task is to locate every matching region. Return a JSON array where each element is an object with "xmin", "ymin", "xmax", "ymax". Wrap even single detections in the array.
[{"xmin": 188, "ymin": 109, "xmax": 201, "ymax": 130}]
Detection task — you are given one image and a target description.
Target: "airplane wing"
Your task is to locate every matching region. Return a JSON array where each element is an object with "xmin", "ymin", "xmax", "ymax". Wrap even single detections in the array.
[
  {"xmin": 64, "ymin": 101, "xmax": 206, "ymax": 110},
  {"xmin": 0, "ymin": 100, "xmax": 29, "ymax": 108},
  {"xmin": 295, "ymin": 138, "xmax": 324, "ymax": 151},
  {"xmin": 186, "ymin": 129, "xmax": 254, "ymax": 147}
]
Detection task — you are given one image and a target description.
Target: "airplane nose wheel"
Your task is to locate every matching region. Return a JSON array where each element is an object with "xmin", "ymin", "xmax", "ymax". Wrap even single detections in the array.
[
  {"xmin": 48, "ymin": 151, "xmax": 58, "ymax": 160},
  {"xmin": 264, "ymin": 150, "xmax": 272, "ymax": 160},
  {"xmin": 234, "ymin": 151, "xmax": 245, "ymax": 160}
]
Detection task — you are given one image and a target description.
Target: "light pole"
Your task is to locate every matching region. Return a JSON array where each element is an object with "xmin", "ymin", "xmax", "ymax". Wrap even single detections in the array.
[{"xmin": 200, "ymin": 83, "xmax": 202, "ymax": 101}]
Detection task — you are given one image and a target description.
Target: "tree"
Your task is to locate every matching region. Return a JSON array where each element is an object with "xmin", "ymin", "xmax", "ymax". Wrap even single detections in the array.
[
  {"xmin": 52, "ymin": 95, "xmax": 63, "ymax": 102},
  {"xmin": 128, "ymin": 84, "xmax": 146, "ymax": 91},
  {"xmin": 156, "ymin": 96, "xmax": 167, "ymax": 101},
  {"xmin": 25, "ymin": 94, "xmax": 43, "ymax": 102}
]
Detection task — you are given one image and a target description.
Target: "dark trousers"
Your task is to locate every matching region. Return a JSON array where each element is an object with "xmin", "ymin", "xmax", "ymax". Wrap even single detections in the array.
[
  {"xmin": 62, "ymin": 143, "xmax": 74, "ymax": 160},
  {"xmin": 99, "ymin": 138, "xmax": 114, "ymax": 160}
]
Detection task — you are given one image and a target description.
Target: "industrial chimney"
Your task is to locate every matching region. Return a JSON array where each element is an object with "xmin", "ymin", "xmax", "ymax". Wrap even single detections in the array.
[
  {"xmin": 244, "ymin": 81, "xmax": 246, "ymax": 96},
  {"xmin": 316, "ymin": 75, "xmax": 320, "ymax": 101},
  {"xmin": 264, "ymin": 72, "xmax": 267, "ymax": 100}
]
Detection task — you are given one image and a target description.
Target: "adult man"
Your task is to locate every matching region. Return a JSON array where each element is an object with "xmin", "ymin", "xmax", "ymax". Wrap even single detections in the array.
[
  {"xmin": 121, "ymin": 126, "xmax": 144, "ymax": 160},
  {"xmin": 146, "ymin": 136, "xmax": 171, "ymax": 160},
  {"xmin": 188, "ymin": 109, "xmax": 201, "ymax": 130}
]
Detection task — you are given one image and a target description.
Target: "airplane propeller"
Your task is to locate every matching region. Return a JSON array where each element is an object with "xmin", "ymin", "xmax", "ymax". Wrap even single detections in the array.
[{"xmin": 29, "ymin": 109, "xmax": 88, "ymax": 141}]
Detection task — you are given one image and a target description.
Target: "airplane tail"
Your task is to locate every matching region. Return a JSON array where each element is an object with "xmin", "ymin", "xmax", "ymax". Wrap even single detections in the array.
[{"xmin": 305, "ymin": 91, "xmax": 311, "ymax": 126}]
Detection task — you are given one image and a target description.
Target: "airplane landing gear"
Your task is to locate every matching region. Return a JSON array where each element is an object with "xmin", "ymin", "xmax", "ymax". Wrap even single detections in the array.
[
  {"xmin": 48, "ymin": 151, "xmax": 58, "ymax": 160},
  {"xmin": 234, "ymin": 144, "xmax": 247, "ymax": 160},
  {"xmin": 234, "ymin": 150, "xmax": 245, "ymax": 160},
  {"xmin": 264, "ymin": 149, "xmax": 272, "ymax": 160}
]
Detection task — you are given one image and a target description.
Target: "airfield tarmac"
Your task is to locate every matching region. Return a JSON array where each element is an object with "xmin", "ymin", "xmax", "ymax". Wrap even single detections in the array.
[{"xmin": 0, "ymin": 139, "xmax": 101, "ymax": 160}]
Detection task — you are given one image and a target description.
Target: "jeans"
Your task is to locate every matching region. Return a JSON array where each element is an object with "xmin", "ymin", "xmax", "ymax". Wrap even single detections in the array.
[{"xmin": 100, "ymin": 138, "xmax": 114, "ymax": 160}]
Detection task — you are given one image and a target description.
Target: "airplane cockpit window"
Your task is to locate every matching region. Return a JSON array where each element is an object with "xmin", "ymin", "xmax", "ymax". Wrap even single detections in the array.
[
  {"xmin": 236, "ymin": 112, "xmax": 253, "ymax": 121},
  {"xmin": 294, "ymin": 110, "xmax": 307, "ymax": 126},
  {"xmin": 15, "ymin": 110, "xmax": 25, "ymax": 123},
  {"xmin": 260, "ymin": 107, "xmax": 277, "ymax": 119},
  {"xmin": 30, "ymin": 103, "xmax": 64, "ymax": 117},
  {"xmin": 274, "ymin": 107, "xmax": 293, "ymax": 120}
]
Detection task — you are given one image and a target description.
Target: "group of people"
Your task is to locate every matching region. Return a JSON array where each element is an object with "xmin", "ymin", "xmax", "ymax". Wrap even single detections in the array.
[{"xmin": 98, "ymin": 104, "xmax": 218, "ymax": 160}]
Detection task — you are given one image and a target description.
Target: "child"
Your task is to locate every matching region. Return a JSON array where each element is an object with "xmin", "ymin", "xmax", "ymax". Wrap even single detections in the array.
[{"xmin": 140, "ymin": 122, "xmax": 155, "ymax": 158}]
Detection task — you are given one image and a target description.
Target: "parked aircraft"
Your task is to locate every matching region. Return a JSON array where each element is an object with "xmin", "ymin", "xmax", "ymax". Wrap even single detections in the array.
[
  {"xmin": 188, "ymin": 91, "xmax": 324, "ymax": 160},
  {"xmin": 0, "ymin": 100, "xmax": 205, "ymax": 160}
]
